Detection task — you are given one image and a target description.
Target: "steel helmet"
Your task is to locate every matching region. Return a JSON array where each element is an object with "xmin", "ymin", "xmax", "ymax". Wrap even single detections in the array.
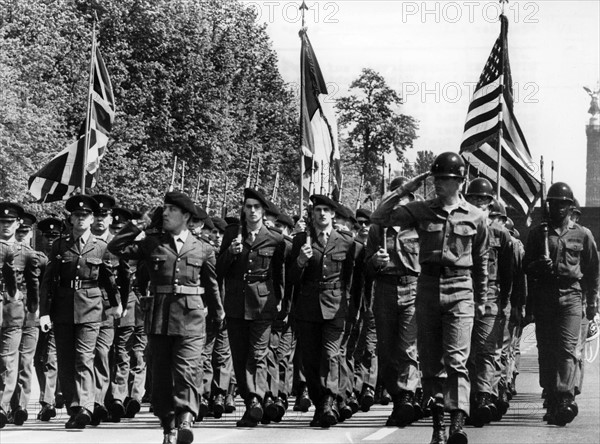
[
  {"xmin": 546, "ymin": 182, "xmax": 574, "ymax": 203},
  {"xmin": 430, "ymin": 152, "xmax": 466, "ymax": 179},
  {"xmin": 466, "ymin": 178, "xmax": 494, "ymax": 198},
  {"xmin": 489, "ymin": 198, "xmax": 507, "ymax": 218},
  {"xmin": 571, "ymin": 198, "xmax": 582, "ymax": 215}
]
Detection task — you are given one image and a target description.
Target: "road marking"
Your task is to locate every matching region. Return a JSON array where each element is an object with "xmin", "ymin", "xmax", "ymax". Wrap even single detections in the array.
[{"xmin": 362, "ymin": 427, "xmax": 396, "ymax": 441}]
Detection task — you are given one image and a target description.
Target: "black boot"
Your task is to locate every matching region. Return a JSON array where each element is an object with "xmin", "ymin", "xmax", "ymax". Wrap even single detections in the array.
[
  {"xmin": 413, "ymin": 387, "xmax": 424, "ymax": 420},
  {"xmin": 177, "ymin": 411, "xmax": 195, "ymax": 444},
  {"xmin": 447, "ymin": 410, "xmax": 468, "ymax": 444},
  {"xmin": 212, "ymin": 393, "xmax": 225, "ymax": 419},
  {"xmin": 429, "ymin": 401, "xmax": 447, "ymax": 444},
  {"xmin": 555, "ymin": 395, "xmax": 576, "ymax": 425},
  {"xmin": 472, "ymin": 392, "xmax": 492, "ymax": 427},
  {"xmin": 320, "ymin": 395, "xmax": 338, "ymax": 428},
  {"xmin": 387, "ymin": 391, "xmax": 415, "ymax": 427},
  {"xmin": 294, "ymin": 385, "xmax": 311, "ymax": 412},
  {"xmin": 225, "ymin": 382, "xmax": 236, "ymax": 413},
  {"xmin": 161, "ymin": 415, "xmax": 176, "ymax": 444}
]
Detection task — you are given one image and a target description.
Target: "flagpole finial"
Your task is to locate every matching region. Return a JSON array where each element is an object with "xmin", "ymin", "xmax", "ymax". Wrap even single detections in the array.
[
  {"xmin": 499, "ymin": 0, "xmax": 508, "ymax": 16},
  {"xmin": 300, "ymin": 1, "xmax": 308, "ymax": 29}
]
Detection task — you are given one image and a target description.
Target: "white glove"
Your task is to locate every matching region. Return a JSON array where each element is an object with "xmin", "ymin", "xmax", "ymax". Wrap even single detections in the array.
[{"xmin": 40, "ymin": 315, "xmax": 52, "ymax": 332}]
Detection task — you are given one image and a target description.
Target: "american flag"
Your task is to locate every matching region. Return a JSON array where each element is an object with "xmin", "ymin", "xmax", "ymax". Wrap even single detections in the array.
[
  {"xmin": 28, "ymin": 46, "xmax": 115, "ymax": 202},
  {"xmin": 460, "ymin": 14, "xmax": 541, "ymax": 217},
  {"xmin": 300, "ymin": 28, "xmax": 341, "ymax": 200}
]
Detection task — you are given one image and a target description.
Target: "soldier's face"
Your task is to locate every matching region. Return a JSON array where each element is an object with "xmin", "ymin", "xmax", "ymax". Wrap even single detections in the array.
[
  {"xmin": 356, "ymin": 218, "xmax": 371, "ymax": 238},
  {"xmin": 244, "ymin": 199, "xmax": 264, "ymax": 225},
  {"xmin": 313, "ymin": 205, "xmax": 334, "ymax": 229},
  {"xmin": 70, "ymin": 211, "xmax": 93, "ymax": 232},
  {"xmin": 434, "ymin": 176, "xmax": 463, "ymax": 199},
  {"xmin": 210, "ymin": 228, "xmax": 224, "ymax": 247},
  {"xmin": 15, "ymin": 229, "xmax": 31, "ymax": 243},
  {"xmin": 549, "ymin": 200, "xmax": 572, "ymax": 223},
  {"xmin": 92, "ymin": 212, "xmax": 112, "ymax": 233},
  {"xmin": 163, "ymin": 204, "xmax": 189, "ymax": 234},
  {"xmin": 0, "ymin": 219, "xmax": 19, "ymax": 240},
  {"xmin": 466, "ymin": 195, "xmax": 492, "ymax": 211},
  {"xmin": 187, "ymin": 218, "xmax": 204, "ymax": 235}
]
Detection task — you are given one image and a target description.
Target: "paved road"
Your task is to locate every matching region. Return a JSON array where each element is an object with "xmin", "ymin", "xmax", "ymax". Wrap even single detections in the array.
[{"xmin": 1, "ymin": 325, "xmax": 598, "ymax": 444}]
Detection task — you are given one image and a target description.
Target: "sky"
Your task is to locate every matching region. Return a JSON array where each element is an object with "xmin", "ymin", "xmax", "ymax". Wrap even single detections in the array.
[{"xmin": 242, "ymin": 0, "xmax": 600, "ymax": 204}]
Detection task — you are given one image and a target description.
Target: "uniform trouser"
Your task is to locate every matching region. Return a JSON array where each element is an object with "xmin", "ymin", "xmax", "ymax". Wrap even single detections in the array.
[
  {"xmin": 54, "ymin": 322, "xmax": 101, "ymax": 413},
  {"xmin": 111, "ymin": 325, "xmax": 147, "ymax": 402},
  {"xmin": 372, "ymin": 280, "xmax": 419, "ymax": 396},
  {"xmin": 296, "ymin": 317, "xmax": 345, "ymax": 404},
  {"xmin": 265, "ymin": 320, "xmax": 283, "ymax": 397},
  {"xmin": 468, "ymin": 286, "xmax": 505, "ymax": 396},
  {"xmin": 291, "ymin": 319, "xmax": 307, "ymax": 392},
  {"xmin": 338, "ymin": 318, "xmax": 359, "ymax": 400},
  {"xmin": 354, "ymin": 308, "xmax": 379, "ymax": 394},
  {"xmin": 201, "ymin": 320, "xmax": 233, "ymax": 397},
  {"xmin": 0, "ymin": 326, "xmax": 23, "ymax": 411},
  {"xmin": 574, "ymin": 314, "xmax": 589, "ymax": 395},
  {"xmin": 497, "ymin": 304, "xmax": 513, "ymax": 394},
  {"xmin": 34, "ymin": 328, "xmax": 58, "ymax": 405},
  {"xmin": 506, "ymin": 320, "xmax": 523, "ymax": 387},
  {"xmin": 10, "ymin": 325, "xmax": 39, "ymax": 410},
  {"xmin": 149, "ymin": 334, "xmax": 204, "ymax": 419},
  {"xmin": 94, "ymin": 324, "xmax": 115, "ymax": 405},
  {"xmin": 534, "ymin": 291, "xmax": 581, "ymax": 398},
  {"xmin": 416, "ymin": 274, "xmax": 474, "ymax": 414},
  {"xmin": 227, "ymin": 318, "xmax": 271, "ymax": 402},
  {"xmin": 276, "ymin": 320, "xmax": 296, "ymax": 397}
]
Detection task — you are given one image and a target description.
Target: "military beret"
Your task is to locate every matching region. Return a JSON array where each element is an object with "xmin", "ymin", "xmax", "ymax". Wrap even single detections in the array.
[
  {"xmin": 17, "ymin": 212, "xmax": 37, "ymax": 230},
  {"xmin": 202, "ymin": 217, "xmax": 214, "ymax": 230},
  {"xmin": 244, "ymin": 188, "xmax": 270, "ymax": 209},
  {"xmin": 356, "ymin": 208, "xmax": 372, "ymax": 220},
  {"xmin": 38, "ymin": 217, "xmax": 63, "ymax": 236},
  {"xmin": 192, "ymin": 205, "xmax": 208, "ymax": 221},
  {"xmin": 164, "ymin": 191, "xmax": 197, "ymax": 216},
  {"xmin": 224, "ymin": 216, "xmax": 240, "ymax": 225},
  {"xmin": 336, "ymin": 205, "xmax": 357, "ymax": 224},
  {"xmin": 92, "ymin": 194, "xmax": 116, "ymax": 214},
  {"xmin": 310, "ymin": 194, "xmax": 338, "ymax": 211},
  {"xmin": 66, "ymin": 195, "xmax": 99, "ymax": 214},
  {"xmin": 110, "ymin": 207, "xmax": 132, "ymax": 228},
  {"xmin": 211, "ymin": 217, "xmax": 227, "ymax": 232},
  {"xmin": 265, "ymin": 200, "xmax": 281, "ymax": 217},
  {"xmin": 0, "ymin": 202, "xmax": 25, "ymax": 221},
  {"xmin": 276, "ymin": 213, "xmax": 295, "ymax": 229}
]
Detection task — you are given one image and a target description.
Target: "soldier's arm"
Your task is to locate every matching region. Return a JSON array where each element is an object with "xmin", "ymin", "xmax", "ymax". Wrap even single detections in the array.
[
  {"xmin": 215, "ymin": 228, "xmax": 237, "ymax": 280},
  {"xmin": 107, "ymin": 222, "xmax": 143, "ymax": 260},
  {"xmin": 116, "ymin": 258, "xmax": 131, "ymax": 309},
  {"xmin": 272, "ymin": 238, "xmax": 286, "ymax": 301},
  {"xmin": 39, "ymin": 244, "xmax": 59, "ymax": 317},
  {"xmin": 2, "ymin": 248, "xmax": 18, "ymax": 298},
  {"xmin": 364, "ymin": 225, "xmax": 382, "ymax": 278},
  {"xmin": 99, "ymin": 250, "xmax": 120, "ymax": 308},
  {"xmin": 581, "ymin": 231, "xmax": 600, "ymax": 308},
  {"xmin": 343, "ymin": 239, "xmax": 357, "ymax": 302},
  {"xmin": 498, "ymin": 230, "xmax": 514, "ymax": 307},
  {"xmin": 201, "ymin": 248, "xmax": 224, "ymax": 321},
  {"xmin": 24, "ymin": 249, "xmax": 41, "ymax": 313},
  {"xmin": 472, "ymin": 217, "xmax": 489, "ymax": 305},
  {"xmin": 286, "ymin": 234, "xmax": 308, "ymax": 285}
]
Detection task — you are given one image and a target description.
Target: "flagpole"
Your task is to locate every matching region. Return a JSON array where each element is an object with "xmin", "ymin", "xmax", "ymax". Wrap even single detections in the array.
[
  {"xmin": 495, "ymin": 1, "xmax": 510, "ymax": 199},
  {"xmin": 81, "ymin": 14, "xmax": 98, "ymax": 195},
  {"xmin": 299, "ymin": 0, "xmax": 308, "ymax": 215}
]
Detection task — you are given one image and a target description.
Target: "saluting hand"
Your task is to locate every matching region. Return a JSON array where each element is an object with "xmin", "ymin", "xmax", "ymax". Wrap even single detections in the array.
[
  {"xmin": 403, "ymin": 172, "xmax": 430, "ymax": 193},
  {"xmin": 297, "ymin": 243, "xmax": 313, "ymax": 267}
]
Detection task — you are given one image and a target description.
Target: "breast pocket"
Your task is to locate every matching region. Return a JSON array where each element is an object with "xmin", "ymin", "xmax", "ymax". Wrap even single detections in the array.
[
  {"xmin": 564, "ymin": 241, "xmax": 583, "ymax": 266},
  {"xmin": 330, "ymin": 252, "xmax": 346, "ymax": 273},
  {"xmin": 150, "ymin": 255, "xmax": 167, "ymax": 273},
  {"xmin": 85, "ymin": 258, "xmax": 103, "ymax": 280},
  {"xmin": 258, "ymin": 247, "xmax": 275, "ymax": 269},
  {"xmin": 186, "ymin": 256, "xmax": 203, "ymax": 282},
  {"xmin": 449, "ymin": 223, "xmax": 477, "ymax": 259}
]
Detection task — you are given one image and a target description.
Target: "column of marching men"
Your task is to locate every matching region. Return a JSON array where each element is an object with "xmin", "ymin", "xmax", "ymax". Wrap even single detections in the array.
[{"xmin": 0, "ymin": 151, "xmax": 598, "ymax": 444}]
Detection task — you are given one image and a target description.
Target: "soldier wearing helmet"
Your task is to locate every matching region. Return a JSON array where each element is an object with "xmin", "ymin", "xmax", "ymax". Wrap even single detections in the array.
[
  {"xmin": 465, "ymin": 181, "xmax": 514, "ymax": 426},
  {"xmin": 372, "ymin": 152, "xmax": 489, "ymax": 444},
  {"xmin": 524, "ymin": 182, "xmax": 599, "ymax": 426}
]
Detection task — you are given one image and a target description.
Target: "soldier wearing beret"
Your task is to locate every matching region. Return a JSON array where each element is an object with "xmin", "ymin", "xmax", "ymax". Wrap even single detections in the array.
[
  {"xmin": 287, "ymin": 194, "xmax": 356, "ymax": 428},
  {"xmin": 33, "ymin": 217, "xmax": 63, "ymax": 422},
  {"xmin": 1, "ymin": 210, "xmax": 42, "ymax": 427},
  {"xmin": 0, "ymin": 202, "xmax": 37, "ymax": 428},
  {"xmin": 108, "ymin": 191, "xmax": 224, "ymax": 444},
  {"xmin": 38, "ymin": 195, "xmax": 122, "ymax": 429},
  {"xmin": 216, "ymin": 188, "xmax": 286, "ymax": 427},
  {"xmin": 108, "ymin": 208, "xmax": 148, "ymax": 419}
]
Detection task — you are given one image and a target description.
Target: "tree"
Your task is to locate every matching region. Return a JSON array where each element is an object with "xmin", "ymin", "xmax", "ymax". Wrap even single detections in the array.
[
  {"xmin": 336, "ymin": 68, "xmax": 419, "ymax": 191},
  {"xmin": 414, "ymin": 150, "xmax": 436, "ymax": 199}
]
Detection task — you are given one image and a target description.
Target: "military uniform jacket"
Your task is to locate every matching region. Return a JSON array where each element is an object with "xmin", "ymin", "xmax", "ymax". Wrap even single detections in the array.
[
  {"xmin": 486, "ymin": 223, "xmax": 514, "ymax": 306},
  {"xmin": 98, "ymin": 232, "xmax": 130, "ymax": 327},
  {"xmin": 0, "ymin": 241, "xmax": 18, "ymax": 325},
  {"xmin": 524, "ymin": 221, "xmax": 600, "ymax": 307},
  {"xmin": 108, "ymin": 222, "xmax": 224, "ymax": 337},
  {"xmin": 365, "ymin": 224, "xmax": 421, "ymax": 280},
  {"xmin": 2, "ymin": 242, "xmax": 41, "ymax": 328},
  {"xmin": 216, "ymin": 224, "xmax": 286, "ymax": 321},
  {"xmin": 288, "ymin": 229, "xmax": 356, "ymax": 322},
  {"xmin": 39, "ymin": 233, "xmax": 120, "ymax": 325}
]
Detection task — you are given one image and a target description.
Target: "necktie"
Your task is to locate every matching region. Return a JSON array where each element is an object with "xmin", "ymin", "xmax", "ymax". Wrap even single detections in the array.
[
  {"xmin": 249, "ymin": 231, "xmax": 257, "ymax": 244},
  {"xmin": 318, "ymin": 232, "xmax": 328, "ymax": 248}
]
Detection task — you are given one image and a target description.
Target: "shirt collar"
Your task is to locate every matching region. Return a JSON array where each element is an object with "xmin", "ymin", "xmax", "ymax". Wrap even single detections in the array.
[
  {"xmin": 97, "ymin": 230, "xmax": 110, "ymax": 242},
  {"xmin": 78, "ymin": 230, "xmax": 91, "ymax": 245},
  {"xmin": 316, "ymin": 227, "xmax": 333, "ymax": 238},
  {"xmin": 430, "ymin": 195, "xmax": 469, "ymax": 213},
  {"xmin": 172, "ymin": 229, "xmax": 190, "ymax": 244}
]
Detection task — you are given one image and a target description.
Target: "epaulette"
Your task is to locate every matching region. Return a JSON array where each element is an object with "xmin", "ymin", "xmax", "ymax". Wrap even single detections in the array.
[{"xmin": 336, "ymin": 229, "xmax": 354, "ymax": 239}]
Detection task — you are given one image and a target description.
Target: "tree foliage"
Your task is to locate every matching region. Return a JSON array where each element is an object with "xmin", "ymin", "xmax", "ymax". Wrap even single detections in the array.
[
  {"xmin": 0, "ymin": 0, "xmax": 300, "ymax": 216},
  {"xmin": 335, "ymin": 68, "xmax": 419, "ymax": 190}
]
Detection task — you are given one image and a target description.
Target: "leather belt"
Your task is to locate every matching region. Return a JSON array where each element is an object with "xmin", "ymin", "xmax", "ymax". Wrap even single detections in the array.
[
  {"xmin": 60, "ymin": 279, "xmax": 99, "ymax": 290},
  {"xmin": 318, "ymin": 281, "xmax": 342, "ymax": 290},
  {"xmin": 420, "ymin": 264, "xmax": 471, "ymax": 278},
  {"xmin": 153, "ymin": 285, "xmax": 204, "ymax": 295},
  {"xmin": 244, "ymin": 274, "xmax": 269, "ymax": 283},
  {"xmin": 378, "ymin": 274, "xmax": 418, "ymax": 285}
]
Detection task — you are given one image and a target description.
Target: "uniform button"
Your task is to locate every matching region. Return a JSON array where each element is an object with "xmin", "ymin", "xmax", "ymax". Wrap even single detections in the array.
[
  {"xmin": 175, "ymin": 279, "xmax": 179, "ymax": 283},
  {"xmin": 75, "ymin": 276, "xmax": 80, "ymax": 280},
  {"xmin": 444, "ymin": 248, "xmax": 448, "ymax": 252},
  {"xmin": 79, "ymin": 255, "xmax": 83, "ymax": 258},
  {"xmin": 323, "ymin": 265, "xmax": 327, "ymax": 268},
  {"xmin": 176, "ymin": 268, "xmax": 180, "ymax": 272},
  {"xmin": 76, "ymin": 265, "xmax": 81, "ymax": 269},
  {"xmin": 249, "ymin": 260, "xmax": 253, "ymax": 263},
  {"xmin": 177, "ymin": 258, "xmax": 181, "ymax": 262}
]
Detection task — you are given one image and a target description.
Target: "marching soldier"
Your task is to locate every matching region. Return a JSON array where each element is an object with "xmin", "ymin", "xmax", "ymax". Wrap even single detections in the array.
[
  {"xmin": 366, "ymin": 182, "xmax": 421, "ymax": 428},
  {"xmin": 3, "ymin": 212, "xmax": 42, "ymax": 426},
  {"xmin": 216, "ymin": 188, "xmax": 286, "ymax": 427},
  {"xmin": 287, "ymin": 194, "xmax": 356, "ymax": 428},
  {"xmin": 38, "ymin": 195, "xmax": 122, "ymax": 429},
  {"xmin": 524, "ymin": 182, "xmax": 599, "ymax": 426},
  {"xmin": 0, "ymin": 203, "xmax": 37, "ymax": 428},
  {"xmin": 108, "ymin": 191, "xmax": 224, "ymax": 444},
  {"xmin": 371, "ymin": 152, "xmax": 489, "ymax": 444},
  {"xmin": 33, "ymin": 217, "xmax": 63, "ymax": 422}
]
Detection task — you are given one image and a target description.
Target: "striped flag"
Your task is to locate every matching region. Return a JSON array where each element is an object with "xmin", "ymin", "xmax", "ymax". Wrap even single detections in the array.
[
  {"xmin": 460, "ymin": 14, "xmax": 541, "ymax": 216},
  {"xmin": 300, "ymin": 28, "xmax": 341, "ymax": 199},
  {"xmin": 28, "ymin": 45, "xmax": 115, "ymax": 202}
]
